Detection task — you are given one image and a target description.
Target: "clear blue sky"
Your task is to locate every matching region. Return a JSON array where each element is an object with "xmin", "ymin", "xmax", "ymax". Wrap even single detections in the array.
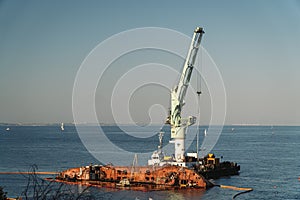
[{"xmin": 0, "ymin": 0, "xmax": 299, "ymax": 125}]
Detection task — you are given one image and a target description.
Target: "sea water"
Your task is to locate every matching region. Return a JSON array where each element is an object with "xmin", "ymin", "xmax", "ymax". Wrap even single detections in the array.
[{"xmin": 0, "ymin": 125, "xmax": 299, "ymax": 199}]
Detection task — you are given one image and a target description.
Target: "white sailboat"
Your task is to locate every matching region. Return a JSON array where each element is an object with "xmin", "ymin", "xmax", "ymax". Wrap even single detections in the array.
[
  {"xmin": 61, "ymin": 123, "xmax": 64, "ymax": 131},
  {"xmin": 204, "ymin": 129, "xmax": 207, "ymax": 137}
]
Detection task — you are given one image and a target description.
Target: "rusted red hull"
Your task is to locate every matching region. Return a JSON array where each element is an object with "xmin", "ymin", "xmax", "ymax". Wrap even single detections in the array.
[{"xmin": 55, "ymin": 165, "xmax": 209, "ymax": 190}]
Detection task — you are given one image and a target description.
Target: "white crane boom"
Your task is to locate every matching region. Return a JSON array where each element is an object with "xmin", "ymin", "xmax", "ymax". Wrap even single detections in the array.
[{"xmin": 169, "ymin": 27, "xmax": 204, "ymax": 163}]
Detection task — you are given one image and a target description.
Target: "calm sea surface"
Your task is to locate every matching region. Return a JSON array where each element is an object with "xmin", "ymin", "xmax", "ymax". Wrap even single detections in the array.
[{"xmin": 0, "ymin": 125, "xmax": 299, "ymax": 199}]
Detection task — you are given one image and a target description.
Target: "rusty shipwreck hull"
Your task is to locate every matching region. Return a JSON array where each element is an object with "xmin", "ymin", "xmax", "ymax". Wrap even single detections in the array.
[{"xmin": 55, "ymin": 164, "xmax": 211, "ymax": 190}]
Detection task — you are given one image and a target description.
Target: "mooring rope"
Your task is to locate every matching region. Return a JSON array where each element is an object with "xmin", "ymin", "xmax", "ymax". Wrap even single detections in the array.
[
  {"xmin": 215, "ymin": 184, "xmax": 253, "ymax": 199},
  {"xmin": 232, "ymin": 188, "xmax": 253, "ymax": 199}
]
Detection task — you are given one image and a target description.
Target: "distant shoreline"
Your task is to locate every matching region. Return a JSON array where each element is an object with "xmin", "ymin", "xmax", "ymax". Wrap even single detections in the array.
[{"xmin": 0, "ymin": 123, "xmax": 299, "ymax": 127}]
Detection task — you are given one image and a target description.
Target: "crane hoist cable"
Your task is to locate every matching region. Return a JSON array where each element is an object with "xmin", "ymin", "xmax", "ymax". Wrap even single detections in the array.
[{"xmin": 196, "ymin": 46, "xmax": 202, "ymax": 160}]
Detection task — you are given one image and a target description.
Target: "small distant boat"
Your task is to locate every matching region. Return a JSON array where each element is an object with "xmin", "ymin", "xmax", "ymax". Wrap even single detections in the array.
[
  {"xmin": 6, "ymin": 128, "xmax": 10, "ymax": 131},
  {"xmin": 60, "ymin": 123, "xmax": 64, "ymax": 131},
  {"xmin": 204, "ymin": 129, "xmax": 207, "ymax": 136}
]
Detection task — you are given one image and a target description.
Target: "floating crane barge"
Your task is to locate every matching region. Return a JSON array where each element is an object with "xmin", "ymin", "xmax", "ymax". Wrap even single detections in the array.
[{"xmin": 55, "ymin": 27, "xmax": 240, "ymax": 190}]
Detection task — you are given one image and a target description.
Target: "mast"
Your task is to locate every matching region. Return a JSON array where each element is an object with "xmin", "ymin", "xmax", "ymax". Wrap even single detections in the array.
[
  {"xmin": 169, "ymin": 27, "xmax": 205, "ymax": 163},
  {"xmin": 61, "ymin": 123, "xmax": 64, "ymax": 131}
]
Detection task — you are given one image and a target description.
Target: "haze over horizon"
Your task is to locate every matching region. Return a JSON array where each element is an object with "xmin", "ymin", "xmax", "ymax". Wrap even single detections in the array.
[{"xmin": 0, "ymin": 0, "xmax": 299, "ymax": 126}]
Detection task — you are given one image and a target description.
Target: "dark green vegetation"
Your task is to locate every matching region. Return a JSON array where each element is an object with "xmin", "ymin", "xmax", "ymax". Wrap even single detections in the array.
[{"xmin": 0, "ymin": 187, "xmax": 7, "ymax": 200}]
